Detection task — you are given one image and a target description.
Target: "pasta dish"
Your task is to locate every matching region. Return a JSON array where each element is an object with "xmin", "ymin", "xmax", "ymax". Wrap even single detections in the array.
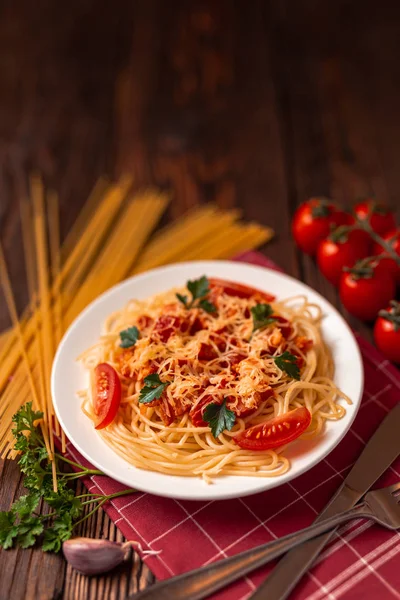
[{"xmin": 78, "ymin": 276, "xmax": 350, "ymax": 481}]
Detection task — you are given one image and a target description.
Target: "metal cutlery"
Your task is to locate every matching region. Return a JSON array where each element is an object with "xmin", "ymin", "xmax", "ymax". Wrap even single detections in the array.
[
  {"xmin": 131, "ymin": 481, "xmax": 400, "ymax": 600},
  {"xmin": 130, "ymin": 402, "xmax": 400, "ymax": 600}
]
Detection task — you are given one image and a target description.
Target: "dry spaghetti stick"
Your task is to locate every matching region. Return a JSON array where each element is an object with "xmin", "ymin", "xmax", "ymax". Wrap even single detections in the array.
[
  {"xmin": 0, "ymin": 244, "xmax": 47, "ymax": 439},
  {"xmin": 31, "ymin": 174, "xmax": 57, "ymax": 485},
  {"xmin": 48, "ymin": 190, "xmax": 63, "ymax": 346},
  {"xmin": 60, "ymin": 176, "xmax": 110, "ymax": 263},
  {"xmin": 132, "ymin": 206, "xmax": 241, "ymax": 273},
  {"xmin": 47, "ymin": 190, "xmax": 63, "ymax": 438},
  {"xmin": 64, "ymin": 191, "xmax": 169, "ymax": 327},
  {"xmin": 0, "ymin": 176, "xmax": 131, "ymax": 391}
]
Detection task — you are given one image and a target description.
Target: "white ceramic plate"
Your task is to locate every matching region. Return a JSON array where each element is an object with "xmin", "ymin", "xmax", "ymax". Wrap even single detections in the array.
[{"xmin": 52, "ymin": 261, "xmax": 363, "ymax": 501}]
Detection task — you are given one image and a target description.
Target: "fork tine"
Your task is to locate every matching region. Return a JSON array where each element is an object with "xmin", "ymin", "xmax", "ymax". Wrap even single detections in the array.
[{"xmin": 387, "ymin": 481, "xmax": 400, "ymax": 494}]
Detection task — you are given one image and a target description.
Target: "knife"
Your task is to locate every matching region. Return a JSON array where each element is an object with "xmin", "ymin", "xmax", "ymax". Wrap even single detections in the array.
[
  {"xmin": 129, "ymin": 402, "xmax": 400, "ymax": 600},
  {"xmin": 248, "ymin": 401, "xmax": 400, "ymax": 600}
]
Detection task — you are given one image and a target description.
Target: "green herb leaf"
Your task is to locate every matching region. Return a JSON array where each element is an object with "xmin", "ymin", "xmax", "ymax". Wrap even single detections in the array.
[
  {"xmin": 251, "ymin": 303, "xmax": 276, "ymax": 333},
  {"xmin": 198, "ymin": 299, "xmax": 217, "ymax": 314},
  {"xmin": 187, "ymin": 276, "xmax": 210, "ymax": 301},
  {"xmin": 177, "ymin": 276, "xmax": 216, "ymax": 313},
  {"xmin": 203, "ymin": 399, "xmax": 236, "ymax": 438},
  {"xmin": 274, "ymin": 351, "xmax": 300, "ymax": 380},
  {"xmin": 176, "ymin": 293, "xmax": 188, "ymax": 307},
  {"xmin": 11, "ymin": 493, "xmax": 41, "ymax": 519},
  {"xmin": 0, "ymin": 403, "xmax": 137, "ymax": 553},
  {"xmin": 138, "ymin": 373, "xmax": 169, "ymax": 404},
  {"xmin": 0, "ymin": 512, "xmax": 19, "ymax": 549},
  {"xmin": 119, "ymin": 326, "xmax": 140, "ymax": 348},
  {"xmin": 42, "ymin": 513, "xmax": 73, "ymax": 553},
  {"xmin": 16, "ymin": 517, "xmax": 44, "ymax": 549}
]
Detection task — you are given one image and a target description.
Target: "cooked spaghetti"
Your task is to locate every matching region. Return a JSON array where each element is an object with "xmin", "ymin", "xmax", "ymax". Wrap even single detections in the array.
[{"xmin": 78, "ymin": 277, "xmax": 351, "ymax": 481}]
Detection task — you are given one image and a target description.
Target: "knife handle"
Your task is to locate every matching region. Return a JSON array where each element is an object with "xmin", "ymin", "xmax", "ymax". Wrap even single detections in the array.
[{"xmin": 130, "ymin": 504, "xmax": 370, "ymax": 600}]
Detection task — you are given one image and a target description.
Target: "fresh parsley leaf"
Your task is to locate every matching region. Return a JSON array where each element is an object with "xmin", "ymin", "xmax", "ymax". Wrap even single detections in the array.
[
  {"xmin": 187, "ymin": 276, "xmax": 210, "ymax": 301},
  {"xmin": 251, "ymin": 303, "xmax": 276, "ymax": 333},
  {"xmin": 176, "ymin": 276, "xmax": 216, "ymax": 313},
  {"xmin": 138, "ymin": 373, "xmax": 169, "ymax": 404},
  {"xmin": 16, "ymin": 517, "xmax": 44, "ymax": 549},
  {"xmin": 274, "ymin": 351, "xmax": 300, "ymax": 380},
  {"xmin": 119, "ymin": 326, "xmax": 140, "ymax": 348},
  {"xmin": 12, "ymin": 403, "xmax": 43, "ymax": 437},
  {"xmin": 11, "ymin": 493, "xmax": 41, "ymax": 519},
  {"xmin": 176, "ymin": 293, "xmax": 188, "ymax": 307},
  {"xmin": 198, "ymin": 299, "xmax": 216, "ymax": 314},
  {"xmin": 43, "ymin": 513, "xmax": 73, "ymax": 553},
  {"xmin": 1, "ymin": 404, "xmax": 136, "ymax": 553},
  {"xmin": 0, "ymin": 512, "xmax": 19, "ymax": 549},
  {"xmin": 45, "ymin": 489, "xmax": 83, "ymax": 520},
  {"xmin": 203, "ymin": 399, "xmax": 236, "ymax": 438}
]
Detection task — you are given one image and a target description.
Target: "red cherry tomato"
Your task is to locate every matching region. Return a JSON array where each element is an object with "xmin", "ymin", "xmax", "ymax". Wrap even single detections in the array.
[
  {"xmin": 234, "ymin": 407, "xmax": 312, "ymax": 451},
  {"xmin": 354, "ymin": 200, "xmax": 396, "ymax": 237},
  {"xmin": 373, "ymin": 301, "xmax": 400, "ymax": 363},
  {"xmin": 372, "ymin": 229, "xmax": 400, "ymax": 285},
  {"xmin": 292, "ymin": 198, "xmax": 351, "ymax": 255},
  {"xmin": 339, "ymin": 268, "xmax": 396, "ymax": 321},
  {"xmin": 317, "ymin": 230, "xmax": 371, "ymax": 286},
  {"xmin": 93, "ymin": 363, "xmax": 121, "ymax": 430},
  {"xmin": 208, "ymin": 278, "xmax": 275, "ymax": 302}
]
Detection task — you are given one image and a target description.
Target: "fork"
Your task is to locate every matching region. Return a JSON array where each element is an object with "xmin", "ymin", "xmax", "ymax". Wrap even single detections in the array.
[{"xmin": 132, "ymin": 482, "xmax": 400, "ymax": 600}]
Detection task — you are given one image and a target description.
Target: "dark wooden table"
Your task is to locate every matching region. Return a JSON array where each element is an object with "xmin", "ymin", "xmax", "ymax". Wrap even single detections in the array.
[{"xmin": 0, "ymin": 1, "xmax": 399, "ymax": 599}]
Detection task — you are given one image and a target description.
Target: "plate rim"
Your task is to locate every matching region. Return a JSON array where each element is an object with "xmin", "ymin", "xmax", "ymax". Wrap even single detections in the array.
[{"xmin": 51, "ymin": 260, "xmax": 364, "ymax": 501}]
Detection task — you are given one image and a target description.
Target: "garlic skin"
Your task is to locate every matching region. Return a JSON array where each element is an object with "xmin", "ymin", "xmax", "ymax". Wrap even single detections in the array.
[{"xmin": 63, "ymin": 537, "xmax": 132, "ymax": 575}]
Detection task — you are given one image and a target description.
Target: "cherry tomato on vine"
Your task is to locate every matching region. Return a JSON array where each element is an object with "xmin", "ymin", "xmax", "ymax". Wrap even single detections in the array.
[
  {"xmin": 292, "ymin": 198, "xmax": 351, "ymax": 255},
  {"xmin": 354, "ymin": 200, "xmax": 395, "ymax": 237},
  {"xmin": 339, "ymin": 266, "xmax": 396, "ymax": 322},
  {"xmin": 372, "ymin": 229, "xmax": 400, "ymax": 285},
  {"xmin": 373, "ymin": 301, "xmax": 400, "ymax": 363},
  {"xmin": 93, "ymin": 363, "xmax": 121, "ymax": 429},
  {"xmin": 234, "ymin": 407, "xmax": 312, "ymax": 451},
  {"xmin": 317, "ymin": 229, "xmax": 371, "ymax": 286}
]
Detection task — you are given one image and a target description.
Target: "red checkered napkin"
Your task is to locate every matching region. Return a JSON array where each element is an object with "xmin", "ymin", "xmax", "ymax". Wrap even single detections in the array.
[{"xmin": 62, "ymin": 252, "xmax": 400, "ymax": 600}]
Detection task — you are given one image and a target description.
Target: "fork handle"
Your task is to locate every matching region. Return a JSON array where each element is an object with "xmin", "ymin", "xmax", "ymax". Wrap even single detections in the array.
[{"xmin": 131, "ymin": 503, "xmax": 372, "ymax": 600}]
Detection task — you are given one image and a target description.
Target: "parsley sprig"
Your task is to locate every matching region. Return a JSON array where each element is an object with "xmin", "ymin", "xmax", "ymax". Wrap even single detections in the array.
[
  {"xmin": 119, "ymin": 326, "xmax": 140, "ymax": 348},
  {"xmin": 176, "ymin": 275, "xmax": 216, "ymax": 314},
  {"xmin": 139, "ymin": 373, "xmax": 170, "ymax": 404},
  {"xmin": 0, "ymin": 403, "xmax": 135, "ymax": 552},
  {"xmin": 251, "ymin": 303, "xmax": 276, "ymax": 335},
  {"xmin": 203, "ymin": 399, "xmax": 236, "ymax": 438},
  {"xmin": 274, "ymin": 351, "xmax": 300, "ymax": 380}
]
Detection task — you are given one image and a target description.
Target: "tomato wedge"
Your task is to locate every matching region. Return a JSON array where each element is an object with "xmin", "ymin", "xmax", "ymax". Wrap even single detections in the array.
[
  {"xmin": 93, "ymin": 363, "xmax": 122, "ymax": 430},
  {"xmin": 209, "ymin": 278, "xmax": 275, "ymax": 302},
  {"xmin": 234, "ymin": 407, "xmax": 311, "ymax": 451}
]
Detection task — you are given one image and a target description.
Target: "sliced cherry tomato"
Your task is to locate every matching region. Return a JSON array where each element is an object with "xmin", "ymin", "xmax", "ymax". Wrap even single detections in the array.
[
  {"xmin": 93, "ymin": 363, "xmax": 121, "ymax": 430},
  {"xmin": 292, "ymin": 198, "xmax": 351, "ymax": 255},
  {"xmin": 373, "ymin": 301, "xmax": 400, "ymax": 364},
  {"xmin": 339, "ymin": 267, "xmax": 396, "ymax": 321},
  {"xmin": 372, "ymin": 229, "xmax": 400, "ymax": 285},
  {"xmin": 209, "ymin": 278, "xmax": 275, "ymax": 302},
  {"xmin": 234, "ymin": 407, "xmax": 311, "ymax": 451},
  {"xmin": 354, "ymin": 200, "xmax": 396, "ymax": 237},
  {"xmin": 317, "ymin": 229, "xmax": 371, "ymax": 286}
]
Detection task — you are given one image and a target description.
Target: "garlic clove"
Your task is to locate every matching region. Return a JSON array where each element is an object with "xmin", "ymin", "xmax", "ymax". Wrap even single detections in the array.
[{"xmin": 62, "ymin": 537, "xmax": 132, "ymax": 575}]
